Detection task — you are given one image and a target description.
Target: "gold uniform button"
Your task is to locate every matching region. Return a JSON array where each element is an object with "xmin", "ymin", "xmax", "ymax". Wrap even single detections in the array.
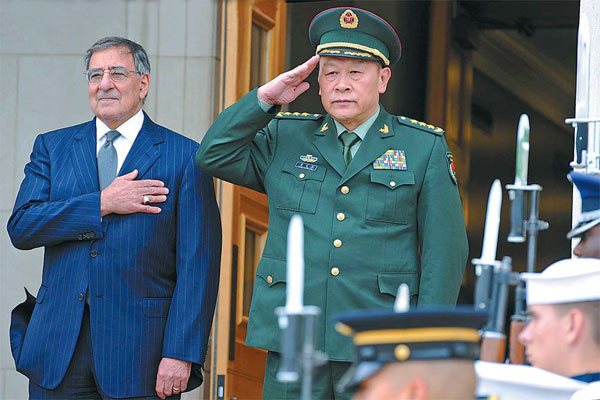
[
  {"xmin": 341, "ymin": 186, "xmax": 350, "ymax": 194},
  {"xmin": 331, "ymin": 267, "xmax": 340, "ymax": 276},
  {"xmin": 336, "ymin": 212, "xmax": 345, "ymax": 221},
  {"xmin": 267, "ymin": 275, "xmax": 273, "ymax": 284},
  {"xmin": 299, "ymin": 173, "xmax": 305, "ymax": 179},
  {"xmin": 390, "ymin": 181, "xmax": 396, "ymax": 187},
  {"xmin": 333, "ymin": 239, "xmax": 342, "ymax": 248}
]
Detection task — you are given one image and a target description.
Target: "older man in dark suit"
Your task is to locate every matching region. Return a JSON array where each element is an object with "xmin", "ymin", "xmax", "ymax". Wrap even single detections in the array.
[{"xmin": 8, "ymin": 37, "xmax": 221, "ymax": 399}]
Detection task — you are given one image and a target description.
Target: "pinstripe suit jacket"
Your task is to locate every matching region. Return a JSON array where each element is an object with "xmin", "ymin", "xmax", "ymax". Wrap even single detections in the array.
[{"xmin": 7, "ymin": 113, "xmax": 222, "ymax": 398}]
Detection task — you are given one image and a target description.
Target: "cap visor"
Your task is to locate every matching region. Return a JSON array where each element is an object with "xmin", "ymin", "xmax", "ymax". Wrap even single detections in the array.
[
  {"xmin": 337, "ymin": 361, "xmax": 383, "ymax": 392},
  {"xmin": 567, "ymin": 218, "xmax": 600, "ymax": 239}
]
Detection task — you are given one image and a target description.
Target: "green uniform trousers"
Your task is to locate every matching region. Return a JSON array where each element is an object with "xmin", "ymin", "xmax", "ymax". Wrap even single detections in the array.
[{"xmin": 263, "ymin": 352, "xmax": 354, "ymax": 400}]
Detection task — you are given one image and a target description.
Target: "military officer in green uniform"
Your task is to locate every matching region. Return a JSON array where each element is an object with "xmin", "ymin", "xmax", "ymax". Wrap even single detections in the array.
[{"xmin": 197, "ymin": 6, "xmax": 468, "ymax": 399}]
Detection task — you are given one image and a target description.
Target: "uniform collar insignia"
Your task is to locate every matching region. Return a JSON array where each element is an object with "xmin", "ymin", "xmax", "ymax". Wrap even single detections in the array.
[
  {"xmin": 320, "ymin": 122, "xmax": 329, "ymax": 132},
  {"xmin": 379, "ymin": 124, "xmax": 389, "ymax": 134}
]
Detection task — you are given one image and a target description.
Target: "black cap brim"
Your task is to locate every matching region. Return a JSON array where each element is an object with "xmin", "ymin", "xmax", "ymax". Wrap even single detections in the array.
[{"xmin": 337, "ymin": 361, "xmax": 384, "ymax": 392}]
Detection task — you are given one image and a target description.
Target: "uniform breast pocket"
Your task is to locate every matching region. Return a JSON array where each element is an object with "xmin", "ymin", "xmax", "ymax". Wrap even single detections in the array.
[
  {"xmin": 366, "ymin": 170, "xmax": 415, "ymax": 224},
  {"xmin": 276, "ymin": 160, "xmax": 327, "ymax": 214}
]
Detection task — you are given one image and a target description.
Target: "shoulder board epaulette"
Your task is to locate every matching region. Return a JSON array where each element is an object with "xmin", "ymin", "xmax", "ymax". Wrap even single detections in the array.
[
  {"xmin": 397, "ymin": 116, "xmax": 445, "ymax": 136},
  {"xmin": 275, "ymin": 111, "xmax": 323, "ymax": 120}
]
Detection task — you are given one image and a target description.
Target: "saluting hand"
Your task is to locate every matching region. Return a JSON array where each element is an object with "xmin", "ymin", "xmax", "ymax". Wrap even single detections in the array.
[
  {"xmin": 257, "ymin": 55, "xmax": 320, "ymax": 106},
  {"xmin": 100, "ymin": 169, "xmax": 169, "ymax": 217}
]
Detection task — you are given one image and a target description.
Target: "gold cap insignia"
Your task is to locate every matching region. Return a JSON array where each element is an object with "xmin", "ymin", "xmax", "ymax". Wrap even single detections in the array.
[
  {"xmin": 395, "ymin": 344, "xmax": 411, "ymax": 361},
  {"xmin": 340, "ymin": 9, "xmax": 359, "ymax": 29}
]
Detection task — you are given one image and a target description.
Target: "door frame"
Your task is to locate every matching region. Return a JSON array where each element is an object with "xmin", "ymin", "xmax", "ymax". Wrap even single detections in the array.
[{"xmin": 208, "ymin": 1, "xmax": 287, "ymax": 398}]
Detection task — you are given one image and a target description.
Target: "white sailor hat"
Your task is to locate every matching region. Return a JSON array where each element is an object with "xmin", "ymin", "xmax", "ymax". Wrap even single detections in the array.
[
  {"xmin": 475, "ymin": 360, "xmax": 586, "ymax": 400},
  {"xmin": 521, "ymin": 258, "xmax": 600, "ymax": 305},
  {"xmin": 567, "ymin": 172, "xmax": 600, "ymax": 239}
]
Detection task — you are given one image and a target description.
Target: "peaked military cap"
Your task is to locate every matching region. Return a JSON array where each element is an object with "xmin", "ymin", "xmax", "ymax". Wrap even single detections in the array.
[
  {"xmin": 309, "ymin": 7, "xmax": 402, "ymax": 66},
  {"xmin": 334, "ymin": 307, "xmax": 487, "ymax": 391},
  {"xmin": 567, "ymin": 171, "xmax": 600, "ymax": 239}
]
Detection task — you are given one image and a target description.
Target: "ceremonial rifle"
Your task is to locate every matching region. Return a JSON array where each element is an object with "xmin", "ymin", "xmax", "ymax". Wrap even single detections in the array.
[
  {"xmin": 505, "ymin": 114, "xmax": 549, "ymax": 364},
  {"xmin": 478, "ymin": 257, "xmax": 519, "ymax": 363},
  {"xmin": 566, "ymin": 13, "xmax": 599, "ymax": 175},
  {"xmin": 473, "ymin": 180, "xmax": 507, "ymax": 363},
  {"xmin": 276, "ymin": 215, "xmax": 326, "ymax": 400},
  {"xmin": 565, "ymin": 13, "xmax": 599, "ymax": 256}
]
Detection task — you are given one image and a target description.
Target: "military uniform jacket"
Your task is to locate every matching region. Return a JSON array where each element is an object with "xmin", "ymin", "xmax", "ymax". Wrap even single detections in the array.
[{"xmin": 197, "ymin": 89, "xmax": 468, "ymax": 361}]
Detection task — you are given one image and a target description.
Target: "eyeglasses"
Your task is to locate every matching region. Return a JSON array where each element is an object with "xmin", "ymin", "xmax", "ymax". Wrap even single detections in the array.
[{"xmin": 85, "ymin": 67, "xmax": 140, "ymax": 84}]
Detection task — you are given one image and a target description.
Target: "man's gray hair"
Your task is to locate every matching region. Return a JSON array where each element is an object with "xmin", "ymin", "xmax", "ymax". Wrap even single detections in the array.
[{"xmin": 84, "ymin": 36, "xmax": 150, "ymax": 75}]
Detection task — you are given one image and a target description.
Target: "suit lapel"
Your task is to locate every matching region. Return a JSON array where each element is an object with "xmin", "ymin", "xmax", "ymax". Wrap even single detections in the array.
[
  {"xmin": 71, "ymin": 120, "xmax": 100, "ymax": 193},
  {"xmin": 118, "ymin": 112, "xmax": 164, "ymax": 178},
  {"xmin": 312, "ymin": 115, "xmax": 346, "ymax": 177},
  {"xmin": 341, "ymin": 108, "xmax": 396, "ymax": 184}
]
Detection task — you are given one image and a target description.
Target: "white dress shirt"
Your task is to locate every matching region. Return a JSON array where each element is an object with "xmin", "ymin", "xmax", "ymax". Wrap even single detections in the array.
[{"xmin": 95, "ymin": 109, "xmax": 144, "ymax": 174}]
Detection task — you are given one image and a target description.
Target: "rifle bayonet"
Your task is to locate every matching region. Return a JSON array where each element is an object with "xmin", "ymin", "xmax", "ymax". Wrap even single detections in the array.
[
  {"xmin": 507, "ymin": 114, "xmax": 530, "ymax": 242},
  {"xmin": 572, "ymin": 13, "xmax": 590, "ymax": 168}
]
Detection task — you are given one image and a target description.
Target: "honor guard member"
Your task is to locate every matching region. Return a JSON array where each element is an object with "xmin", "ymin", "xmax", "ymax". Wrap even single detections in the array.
[
  {"xmin": 568, "ymin": 172, "xmax": 600, "ymax": 259},
  {"xmin": 334, "ymin": 305, "xmax": 487, "ymax": 399},
  {"xmin": 518, "ymin": 258, "xmax": 600, "ymax": 399},
  {"xmin": 197, "ymin": 6, "xmax": 468, "ymax": 398}
]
